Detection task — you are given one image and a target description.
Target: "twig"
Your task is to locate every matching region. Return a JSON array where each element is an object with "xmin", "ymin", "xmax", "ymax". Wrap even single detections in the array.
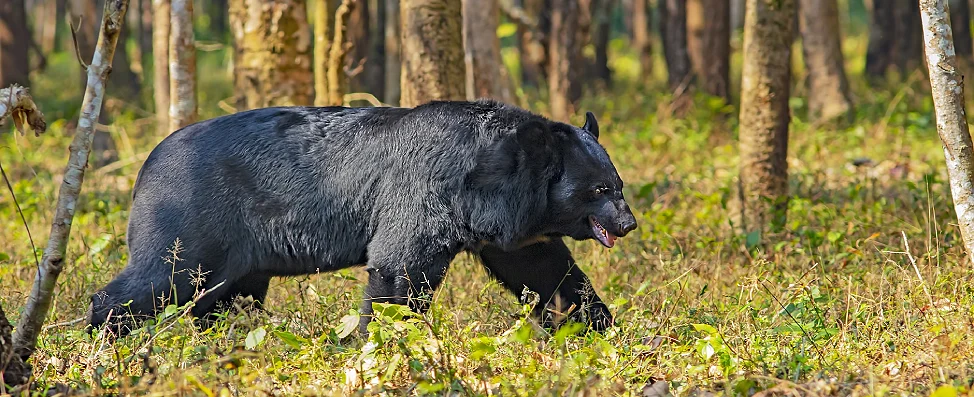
[
  {"xmin": 499, "ymin": 0, "xmax": 537, "ymax": 28},
  {"xmin": 900, "ymin": 231, "xmax": 934, "ymax": 306},
  {"xmin": 0, "ymin": 161, "xmax": 38, "ymax": 270},
  {"xmin": 69, "ymin": 16, "xmax": 89, "ymax": 71},
  {"xmin": 134, "ymin": 280, "xmax": 226, "ymax": 355},
  {"xmin": 343, "ymin": 92, "xmax": 389, "ymax": 107},
  {"xmin": 760, "ymin": 281, "xmax": 827, "ymax": 369}
]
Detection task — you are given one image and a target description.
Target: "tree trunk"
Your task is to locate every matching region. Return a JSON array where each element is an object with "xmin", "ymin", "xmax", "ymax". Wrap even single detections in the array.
[
  {"xmin": 139, "ymin": 0, "xmax": 153, "ymax": 58},
  {"xmin": 731, "ymin": 0, "xmax": 744, "ymax": 31},
  {"xmin": 367, "ymin": 0, "xmax": 386, "ymax": 99},
  {"xmin": 865, "ymin": 0, "xmax": 893, "ymax": 77},
  {"xmin": 152, "ymin": 0, "xmax": 169, "ymax": 133},
  {"xmin": 13, "ymin": 0, "xmax": 128, "ymax": 361},
  {"xmin": 399, "ymin": 0, "xmax": 465, "ymax": 107},
  {"xmin": 548, "ymin": 0, "xmax": 579, "ymax": 121},
  {"xmin": 229, "ymin": 0, "xmax": 314, "ymax": 110},
  {"xmin": 894, "ymin": 0, "xmax": 924, "ymax": 73},
  {"xmin": 631, "ymin": 0, "xmax": 652, "ymax": 81},
  {"xmin": 659, "ymin": 0, "xmax": 692, "ymax": 92},
  {"xmin": 592, "ymin": 0, "xmax": 612, "ymax": 86},
  {"xmin": 69, "ymin": 0, "xmax": 140, "ymax": 101},
  {"xmin": 687, "ymin": 0, "xmax": 730, "ymax": 100},
  {"xmin": 463, "ymin": 0, "xmax": 514, "ymax": 102},
  {"xmin": 949, "ymin": 0, "xmax": 973, "ymax": 65},
  {"xmin": 799, "ymin": 0, "xmax": 852, "ymax": 121},
  {"xmin": 169, "ymin": 0, "xmax": 196, "ymax": 130},
  {"xmin": 384, "ymin": 0, "xmax": 400, "ymax": 104},
  {"xmin": 207, "ymin": 0, "xmax": 229, "ymax": 39},
  {"xmin": 920, "ymin": 0, "xmax": 974, "ymax": 265},
  {"xmin": 517, "ymin": 0, "xmax": 548, "ymax": 87},
  {"xmin": 327, "ymin": 0, "xmax": 354, "ymax": 105},
  {"xmin": 34, "ymin": 0, "xmax": 59, "ymax": 55},
  {"xmin": 346, "ymin": 0, "xmax": 369, "ymax": 92},
  {"xmin": 0, "ymin": 0, "xmax": 31, "ymax": 89},
  {"xmin": 737, "ymin": 0, "xmax": 795, "ymax": 234},
  {"xmin": 314, "ymin": 0, "xmax": 333, "ymax": 106}
]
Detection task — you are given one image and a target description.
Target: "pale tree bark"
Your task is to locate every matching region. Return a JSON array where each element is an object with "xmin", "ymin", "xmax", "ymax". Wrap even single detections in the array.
[
  {"xmin": 799, "ymin": 0, "xmax": 852, "ymax": 121},
  {"xmin": 169, "ymin": 0, "xmax": 196, "ymax": 130},
  {"xmin": 463, "ymin": 0, "xmax": 515, "ymax": 102},
  {"xmin": 548, "ymin": 0, "xmax": 578, "ymax": 121},
  {"xmin": 327, "ymin": 0, "xmax": 355, "ymax": 106},
  {"xmin": 230, "ymin": 0, "xmax": 314, "ymax": 111},
  {"xmin": 737, "ymin": 0, "xmax": 795, "ymax": 234},
  {"xmin": 152, "ymin": 0, "xmax": 170, "ymax": 133},
  {"xmin": 314, "ymin": 0, "xmax": 333, "ymax": 106},
  {"xmin": 659, "ymin": 0, "xmax": 692, "ymax": 92},
  {"xmin": 631, "ymin": 0, "xmax": 652, "ymax": 81},
  {"xmin": 13, "ymin": 0, "xmax": 128, "ymax": 361},
  {"xmin": 865, "ymin": 0, "xmax": 894, "ymax": 77},
  {"xmin": 384, "ymin": 0, "xmax": 400, "ymax": 104},
  {"xmin": 0, "ymin": 0, "xmax": 31, "ymax": 89},
  {"xmin": 687, "ymin": 0, "xmax": 730, "ymax": 100},
  {"xmin": 920, "ymin": 0, "xmax": 974, "ymax": 265},
  {"xmin": 399, "ymin": 0, "xmax": 466, "ymax": 107}
]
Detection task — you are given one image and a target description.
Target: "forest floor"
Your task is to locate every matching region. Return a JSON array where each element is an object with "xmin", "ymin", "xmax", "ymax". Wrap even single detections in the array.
[{"xmin": 2, "ymin": 40, "xmax": 973, "ymax": 396}]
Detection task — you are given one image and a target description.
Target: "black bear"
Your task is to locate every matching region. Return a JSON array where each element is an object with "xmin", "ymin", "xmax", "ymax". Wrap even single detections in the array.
[{"xmin": 87, "ymin": 100, "xmax": 637, "ymax": 336}]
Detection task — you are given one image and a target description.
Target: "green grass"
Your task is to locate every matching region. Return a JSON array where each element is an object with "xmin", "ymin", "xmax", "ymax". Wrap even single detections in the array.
[{"xmin": 2, "ymin": 33, "xmax": 974, "ymax": 396}]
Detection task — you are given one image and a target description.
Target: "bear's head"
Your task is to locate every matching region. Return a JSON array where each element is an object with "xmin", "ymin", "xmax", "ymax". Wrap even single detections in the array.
[{"xmin": 514, "ymin": 112, "xmax": 638, "ymax": 248}]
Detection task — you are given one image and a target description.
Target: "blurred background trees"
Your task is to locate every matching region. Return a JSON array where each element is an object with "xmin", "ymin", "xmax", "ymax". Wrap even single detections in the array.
[{"xmin": 1, "ymin": 0, "xmax": 972, "ymax": 236}]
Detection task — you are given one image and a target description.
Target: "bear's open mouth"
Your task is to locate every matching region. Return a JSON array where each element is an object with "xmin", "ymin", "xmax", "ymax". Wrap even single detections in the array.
[{"xmin": 589, "ymin": 216, "xmax": 617, "ymax": 248}]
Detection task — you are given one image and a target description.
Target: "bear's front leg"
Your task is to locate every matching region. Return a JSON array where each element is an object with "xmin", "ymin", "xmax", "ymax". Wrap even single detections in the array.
[
  {"xmin": 358, "ymin": 241, "xmax": 457, "ymax": 335},
  {"xmin": 477, "ymin": 238, "xmax": 614, "ymax": 331}
]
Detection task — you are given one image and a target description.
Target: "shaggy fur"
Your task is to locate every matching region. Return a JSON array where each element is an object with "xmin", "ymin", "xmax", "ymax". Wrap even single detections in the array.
[{"xmin": 87, "ymin": 100, "xmax": 637, "ymax": 336}]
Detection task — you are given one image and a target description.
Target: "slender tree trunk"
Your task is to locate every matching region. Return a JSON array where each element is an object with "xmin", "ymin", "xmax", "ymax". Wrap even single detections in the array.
[
  {"xmin": 34, "ymin": 0, "xmax": 59, "ymax": 54},
  {"xmin": 384, "ymin": 0, "xmax": 400, "ymax": 104},
  {"xmin": 659, "ymin": 0, "xmax": 692, "ymax": 92},
  {"xmin": 463, "ymin": 0, "xmax": 514, "ymax": 102},
  {"xmin": 152, "ymin": 0, "xmax": 170, "ymax": 133},
  {"xmin": 229, "ymin": 0, "xmax": 314, "ymax": 110},
  {"xmin": 13, "ymin": 0, "xmax": 128, "ymax": 361},
  {"xmin": 737, "ymin": 0, "xmax": 795, "ymax": 234},
  {"xmin": 865, "ymin": 0, "xmax": 893, "ymax": 77},
  {"xmin": 631, "ymin": 0, "xmax": 652, "ymax": 81},
  {"xmin": 314, "ymin": 0, "xmax": 333, "ymax": 106},
  {"xmin": 139, "ymin": 0, "xmax": 152, "ymax": 58},
  {"xmin": 920, "ymin": 0, "xmax": 974, "ymax": 265},
  {"xmin": 1, "ymin": 0, "xmax": 31, "ymax": 89},
  {"xmin": 517, "ymin": 0, "xmax": 548, "ymax": 87},
  {"xmin": 799, "ymin": 0, "xmax": 852, "ymax": 121},
  {"xmin": 346, "ymin": 0, "xmax": 369, "ymax": 92},
  {"xmin": 399, "ymin": 0, "xmax": 465, "ymax": 107},
  {"xmin": 367, "ymin": 0, "xmax": 386, "ymax": 99},
  {"xmin": 169, "ymin": 0, "xmax": 196, "ymax": 130},
  {"xmin": 208, "ymin": 0, "xmax": 229, "ymax": 39},
  {"xmin": 548, "ymin": 0, "xmax": 579, "ymax": 121},
  {"xmin": 949, "ymin": 0, "xmax": 973, "ymax": 65},
  {"xmin": 592, "ymin": 0, "xmax": 612, "ymax": 86},
  {"xmin": 687, "ymin": 0, "xmax": 730, "ymax": 100},
  {"xmin": 327, "ymin": 0, "xmax": 354, "ymax": 105},
  {"xmin": 70, "ymin": 0, "xmax": 140, "ymax": 100}
]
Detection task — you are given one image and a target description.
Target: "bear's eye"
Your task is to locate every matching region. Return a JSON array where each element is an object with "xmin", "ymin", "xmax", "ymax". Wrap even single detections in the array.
[{"xmin": 594, "ymin": 187, "xmax": 609, "ymax": 196}]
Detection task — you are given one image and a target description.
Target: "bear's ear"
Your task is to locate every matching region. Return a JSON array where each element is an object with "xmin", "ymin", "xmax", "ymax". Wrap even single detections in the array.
[
  {"xmin": 582, "ymin": 111, "xmax": 599, "ymax": 139},
  {"xmin": 515, "ymin": 119, "xmax": 553, "ymax": 155}
]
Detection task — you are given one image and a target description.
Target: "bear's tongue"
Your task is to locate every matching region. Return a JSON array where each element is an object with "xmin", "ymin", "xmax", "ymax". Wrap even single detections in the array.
[{"xmin": 589, "ymin": 216, "xmax": 617, "ymax": 248}]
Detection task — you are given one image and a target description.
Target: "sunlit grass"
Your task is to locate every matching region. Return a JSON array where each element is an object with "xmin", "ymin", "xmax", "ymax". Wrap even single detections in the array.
[{"xmin": 2, "ymin": 29, "xmax": 974, "ymax": 396}]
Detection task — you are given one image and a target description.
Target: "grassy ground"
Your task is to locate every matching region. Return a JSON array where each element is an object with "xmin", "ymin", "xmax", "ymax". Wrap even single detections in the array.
[{"xmin": 2, "ymin": 32, "xmax": 974, "ymax": 396}]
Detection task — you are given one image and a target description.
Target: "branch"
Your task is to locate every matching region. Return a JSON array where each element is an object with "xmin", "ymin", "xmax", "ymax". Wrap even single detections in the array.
[
  {"xmin": 13, "ymin": 0, "xmax": 130, "ymax": 361},
  {"xmin": 0, "ymin": 85, "xmax": 47, "ymax": 136},
  {"xmin": 327, "ymin": 0, "xmax": 356, "ymax": 106},
  {"xmin": 500, "ymin": 0, "xmax": 537, "ymax": 29}
]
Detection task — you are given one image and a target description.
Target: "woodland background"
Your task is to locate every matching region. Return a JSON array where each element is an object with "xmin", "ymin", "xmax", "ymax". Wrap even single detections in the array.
[{"xmin": 2, "ymin": 0, "xmax": 974, "ymax": 395}]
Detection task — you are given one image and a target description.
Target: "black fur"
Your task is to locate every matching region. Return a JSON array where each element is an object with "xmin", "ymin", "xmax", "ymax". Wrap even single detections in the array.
[{"xmin": 87, "ymin": 100, "xmax": 637, "ymax": 336}]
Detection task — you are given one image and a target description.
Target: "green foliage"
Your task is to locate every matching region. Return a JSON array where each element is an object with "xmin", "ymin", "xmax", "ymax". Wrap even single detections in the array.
[{"xmin": 2, "ymin": 29, "xmax": 974, "ymax": 396}]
